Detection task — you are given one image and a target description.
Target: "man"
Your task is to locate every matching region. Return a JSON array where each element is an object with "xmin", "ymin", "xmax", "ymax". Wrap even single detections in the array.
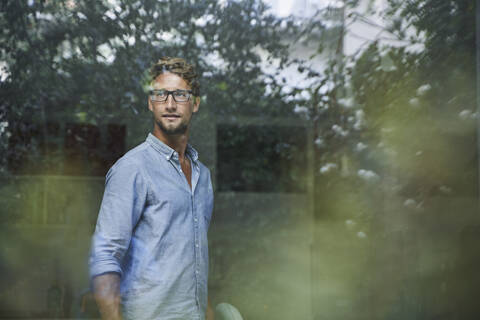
[{"xmin": 89, "ymin": 57, "xmax": 215, "ymax": 320}]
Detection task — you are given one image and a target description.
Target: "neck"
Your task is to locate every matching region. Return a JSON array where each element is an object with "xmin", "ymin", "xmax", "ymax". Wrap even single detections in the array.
[{"xmin": 152, "ymin": 126, "xmax": 190, "ymax": 161}]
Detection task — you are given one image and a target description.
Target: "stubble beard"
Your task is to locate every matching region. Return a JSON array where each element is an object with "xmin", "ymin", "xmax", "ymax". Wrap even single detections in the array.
[{"xmin": 156, "ymin": 118, "xmax": 189, "ymax": 135}]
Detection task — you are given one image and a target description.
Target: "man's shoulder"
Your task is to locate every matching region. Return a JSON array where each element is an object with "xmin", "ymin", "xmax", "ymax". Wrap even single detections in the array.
[
  {"xmin": 109, "ymin": 141, "xmax": 151, "ymax": 173},
  {"xmin": 195, "ymin": 159, "xmax": 211, "ymax": 174}
]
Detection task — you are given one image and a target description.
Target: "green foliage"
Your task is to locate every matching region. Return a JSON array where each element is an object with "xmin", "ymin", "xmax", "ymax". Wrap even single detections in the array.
[
  {"xmin": 0, "ymin": 0, "xmax": 301, "ymax": 175},
  {"xmin": 353, "ymin": 0, "xmax": 476, "ymax": 198},
  {"xmin": 290, "ymin": 0, "xmax": 477, "ymax": 200}
]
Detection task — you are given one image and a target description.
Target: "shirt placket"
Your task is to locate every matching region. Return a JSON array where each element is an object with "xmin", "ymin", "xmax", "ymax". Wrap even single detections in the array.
[
  {"xmin": 192, "ymin": 187, "xmax": 201, "ymax": 310},
  {"xmin": 169, "ymin": 155, "xmax": 202, "ymax": 313}
]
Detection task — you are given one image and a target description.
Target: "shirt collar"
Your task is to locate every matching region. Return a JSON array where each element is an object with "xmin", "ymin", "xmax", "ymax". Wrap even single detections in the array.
[{"xmin": 146, "ymin": 132, "xmax": 199, "ymax": 163}]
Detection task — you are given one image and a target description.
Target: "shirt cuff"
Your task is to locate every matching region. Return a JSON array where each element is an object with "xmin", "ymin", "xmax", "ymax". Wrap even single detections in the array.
[{"xmin": 89, "ymin": 256, "xmax": 123, "ymax": 280}]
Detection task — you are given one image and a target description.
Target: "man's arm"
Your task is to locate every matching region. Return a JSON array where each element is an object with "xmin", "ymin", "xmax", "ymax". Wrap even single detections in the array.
[
  {"xmin": 89, "ymin": 161, "xmax": 147, "ymax": 319},
  {"xmin": 92, "ymin": 272, "xmax": 122, "ymax": 320},
  {"xmin": 206, "ymin": 297, "xmax": 215, "ymax": 320}
]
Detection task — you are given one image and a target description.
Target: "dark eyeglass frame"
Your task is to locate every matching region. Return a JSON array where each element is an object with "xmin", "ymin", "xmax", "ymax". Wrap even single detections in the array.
[{"xmin": 149, "ymin": 89, "xmax": 193, "ymax": 103}]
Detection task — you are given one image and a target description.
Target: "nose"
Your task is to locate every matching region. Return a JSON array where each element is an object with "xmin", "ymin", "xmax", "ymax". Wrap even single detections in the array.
[{"xmin": 165, "ymin": 94, "xmax": 176, "ymax": 111}]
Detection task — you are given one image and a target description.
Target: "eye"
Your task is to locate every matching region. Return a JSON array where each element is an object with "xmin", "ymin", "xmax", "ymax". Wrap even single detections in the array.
[
  {"xmin": 154, "ymin": 89, "xmax": 168, "ymax": 97},
  {"xmin": 174, "ymin": 90, "xmax": 188, "ymax": 97}
]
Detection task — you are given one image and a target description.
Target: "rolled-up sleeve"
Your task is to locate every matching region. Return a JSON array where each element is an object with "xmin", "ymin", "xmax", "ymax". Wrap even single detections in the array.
[{"xmin": 89, "ymin": 159, "xmax": 147, "ymax": 279}]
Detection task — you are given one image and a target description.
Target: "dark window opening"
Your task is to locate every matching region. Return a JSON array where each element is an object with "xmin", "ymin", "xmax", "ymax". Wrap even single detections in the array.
[
  {"xmin": 105, "ymin": 123, "xmax": 127, "ymax": 171},
  {"xmin": 7, "ymin": 121, "xmax": 45, "ymax": 175},
  {"xmin": 7, "ymin": 122, "xmax": 126, "ymax": 176},
  {"xmin": 217, "ymin": 124, "xmax": 307, "ymax": 193},
  {"xmin": 64, "ymin": 123, "xmax": 102, "ymax": 176}
]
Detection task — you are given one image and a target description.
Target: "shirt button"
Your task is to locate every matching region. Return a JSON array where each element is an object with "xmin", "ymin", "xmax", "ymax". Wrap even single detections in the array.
[
  {"xmin": 196, "ymin": 270, "xmax": 199, "ymax": 274},
  {"xmin": 195, "ymin": 243, "xmax": 199, "ymax": 247},
  {"xmin": 194, "ymin": 218, "xmax": 198, "ymax": 222}
]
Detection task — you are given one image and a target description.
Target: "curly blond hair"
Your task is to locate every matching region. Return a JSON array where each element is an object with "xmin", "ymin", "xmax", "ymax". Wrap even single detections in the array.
[{"xmin": 149, "ymin": 57, "xmax": 200, "ymax": 96}]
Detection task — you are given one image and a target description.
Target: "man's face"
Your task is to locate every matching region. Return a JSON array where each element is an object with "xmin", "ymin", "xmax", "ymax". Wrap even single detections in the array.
[{"xmin": 148, "ymin": 72, "xmax": 200, "ymax": 135}]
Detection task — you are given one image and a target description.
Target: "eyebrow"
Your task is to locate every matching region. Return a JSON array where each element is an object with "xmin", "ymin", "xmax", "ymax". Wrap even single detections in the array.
[{"xmin": 151, "ymin": 89, "xmax": 192, "ymax": 92}]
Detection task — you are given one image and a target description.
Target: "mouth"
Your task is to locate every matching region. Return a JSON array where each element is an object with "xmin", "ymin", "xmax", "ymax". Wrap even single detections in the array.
[{"xmin": 162, "ymin": 114, "xmax": 181, "ymax": 120}]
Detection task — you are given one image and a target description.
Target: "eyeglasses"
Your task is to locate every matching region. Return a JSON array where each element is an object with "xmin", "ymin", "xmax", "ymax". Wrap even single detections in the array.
[{"xmin": 149, "ymin": 89, "xmax": 193, "ymax": 103}]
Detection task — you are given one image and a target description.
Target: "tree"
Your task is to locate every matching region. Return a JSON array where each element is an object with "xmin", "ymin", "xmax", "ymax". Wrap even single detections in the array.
[
  {"xmin": 296, "ymin": 0, "xmax": 477, "ymax": 318},
  {"xmin": 0, "ymin": 0, "xmax": 300, "ymax": 176},
  {"xmin": 292, "ymin": 0, "xmax": 476, "ymax": 220}
]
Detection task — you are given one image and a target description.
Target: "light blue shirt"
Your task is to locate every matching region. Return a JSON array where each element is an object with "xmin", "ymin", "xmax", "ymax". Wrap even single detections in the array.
[{"xmin": 89, "ymin": 133, "xmax": 214, "ymax": 320}]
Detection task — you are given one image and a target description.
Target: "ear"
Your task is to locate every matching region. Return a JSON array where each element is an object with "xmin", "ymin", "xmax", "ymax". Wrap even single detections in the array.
[
  {"xmin": 148, "ymin": 97, "xmax": 153, "ymax": 112},
  {"xmin": 192, "ymin": 96, "xmax": 200, "ymax": 113}
]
